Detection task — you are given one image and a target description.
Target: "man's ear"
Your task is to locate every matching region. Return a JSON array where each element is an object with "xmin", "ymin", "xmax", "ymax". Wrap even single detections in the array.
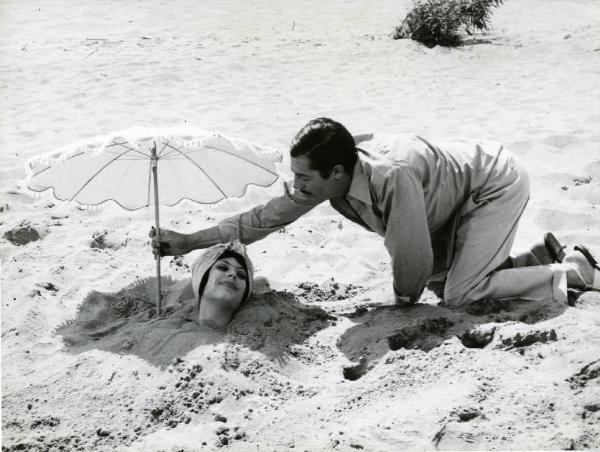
[{"xmin": 332, "ymin": 164, "xmax": 345, "ymax": 180}]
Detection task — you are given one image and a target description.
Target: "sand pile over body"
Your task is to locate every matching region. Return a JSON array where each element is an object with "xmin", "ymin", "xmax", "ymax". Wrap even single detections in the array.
[
  {"xmin": 56, "ymin": 278, "xmax": 332, "ymax": 367},
  {"xmin": 56, "ymin": 278, "xmax": 206, "ymax": 367}
]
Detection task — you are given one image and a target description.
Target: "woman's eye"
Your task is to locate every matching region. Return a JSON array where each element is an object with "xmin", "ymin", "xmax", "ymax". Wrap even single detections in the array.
[
  {"xmin": 237, "ymin": 272, "xmax": 247, "ymax": 280},
  {"xmin": 216, "ymin": 264, "xmax": 228, "ymax": 271}
]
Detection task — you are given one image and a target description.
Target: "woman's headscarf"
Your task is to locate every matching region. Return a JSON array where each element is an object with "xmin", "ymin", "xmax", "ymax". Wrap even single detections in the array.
[{"xmin": 191, "ymin": 241, "xmax": 254, "ymax": 303}]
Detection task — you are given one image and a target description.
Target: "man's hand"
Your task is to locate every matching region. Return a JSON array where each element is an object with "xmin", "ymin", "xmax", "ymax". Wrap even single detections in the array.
[{"xmin": 149, "ymin": 227, "xmax": 190, "ymax": 257}]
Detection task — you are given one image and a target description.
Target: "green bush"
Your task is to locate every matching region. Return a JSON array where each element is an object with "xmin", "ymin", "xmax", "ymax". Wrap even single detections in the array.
[{"xmin": 393, "ymin": 0, "xmax": 504, "ymax": 47}]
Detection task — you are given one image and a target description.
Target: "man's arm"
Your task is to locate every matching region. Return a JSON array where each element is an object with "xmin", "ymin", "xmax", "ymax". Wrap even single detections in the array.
[
  {"xmin": 151, "ymin": 225, "xmax": 222, "ymax": 256},
  {"xmin": 352, "ymin": 133, "xmax": 374, "ymax": 145},
  {"xmin": 152, "ymin": 182, "xmax": 318, "ymax": 256},
  {"xmin": 380, "ymin": 166, "xmax": 433, "ymax": 303},
  {"xmin": 217, "ymin": 182, "xmax": 318, "ymax": 243}
]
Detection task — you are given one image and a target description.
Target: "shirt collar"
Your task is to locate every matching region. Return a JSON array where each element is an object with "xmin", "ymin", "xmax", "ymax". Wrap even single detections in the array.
[{"xmin": 345, "ymin": 149, "xmax": 373, "ymax": 206}]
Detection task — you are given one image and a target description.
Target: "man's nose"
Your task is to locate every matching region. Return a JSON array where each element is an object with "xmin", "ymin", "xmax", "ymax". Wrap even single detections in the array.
[{"xmin": 293, "ymin": 177, "xmax": 303, "ymax": 190}]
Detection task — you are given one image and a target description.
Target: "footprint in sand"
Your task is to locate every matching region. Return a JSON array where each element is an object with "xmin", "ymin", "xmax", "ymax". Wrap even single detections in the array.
[
  {"xmin": 581, "ymin": 161, "xmax": 600, "ymax": 204},
  {"xmin": 542, "ymin": 134, "xmax": 585, "ymax": 150},
  {"xmin": 17, "ymin": 129, "xmax": 37, "ymax": 138},
  {"xmin": 534, "ymin": 208, "xmax": 600, "ymax": 231},
  {"xmin": 585, "ymin": 161, "xmax": 600, "ymax": 179},
  {"xmin": 542, "ymin": 172, "xmax": 585, "ymax": 186},
  {"xmin": 564, "ymin": 179, "xmax": 600, "ymax": 205},
  {"xmin": 544, "ymin": 164, "xmax": 600, "ymax": 205}
]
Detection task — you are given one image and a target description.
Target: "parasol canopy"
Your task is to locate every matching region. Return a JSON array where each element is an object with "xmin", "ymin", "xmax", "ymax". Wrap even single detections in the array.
[
  {"xmin": 26, "ymin": 126, "xmax": 281, "ymax": 210},
  {"xmin": 25, "ymin": 126, "xmax": 282, "ymax": 315}
]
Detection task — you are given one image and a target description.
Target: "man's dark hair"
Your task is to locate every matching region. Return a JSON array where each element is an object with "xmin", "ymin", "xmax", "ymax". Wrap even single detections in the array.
[{"xmin": 290, "ymin": 118, "xmax": 357, "ymax": 178}]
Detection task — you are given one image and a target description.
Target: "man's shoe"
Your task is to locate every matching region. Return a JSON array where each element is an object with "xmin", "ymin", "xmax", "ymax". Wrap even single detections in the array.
[
  {"xmin": 572, "ymin": 245, "xmax": 600, "ymax": 291},
  {"xmin": 544, "ymin": 232, "xmax": 566, "ymax": 263}
]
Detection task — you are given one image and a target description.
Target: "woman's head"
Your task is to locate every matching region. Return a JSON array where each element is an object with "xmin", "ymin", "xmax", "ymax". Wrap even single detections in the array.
[
  {"xmin": 199, "ymin": 253, "xmax": 247, "ymax": 310},
  {"xmin": 191, "ymin": 242, "xmax": 254, "ymax": 327}
]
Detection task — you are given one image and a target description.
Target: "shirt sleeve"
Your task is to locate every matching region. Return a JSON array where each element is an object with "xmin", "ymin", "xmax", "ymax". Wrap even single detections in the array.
[
  {"xmin": 217, "ymin": 182, "xmax": 319, "ymax": 244},
  {"xmin": 380, "ymin": 166, "xmax": 433, "ymax": 303},
  {"xmin": 352, "ymin": 133, "xmax": 374, "ymax": 145}
]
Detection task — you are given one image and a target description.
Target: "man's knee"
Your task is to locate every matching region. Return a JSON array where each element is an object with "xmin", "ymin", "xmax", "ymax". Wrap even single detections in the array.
[
  {"xmin": 443, "ymin": 279, "xmax": 485, "ymax": 307},
  {"xmin": 443, "ymin": 291, "xmax": 471, "ymax": 308}
]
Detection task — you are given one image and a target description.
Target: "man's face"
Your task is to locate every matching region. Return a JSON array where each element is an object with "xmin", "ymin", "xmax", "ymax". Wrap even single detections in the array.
[{"xmin": 291, "ymin": 155, "xmax": 339, "ymax": 203}]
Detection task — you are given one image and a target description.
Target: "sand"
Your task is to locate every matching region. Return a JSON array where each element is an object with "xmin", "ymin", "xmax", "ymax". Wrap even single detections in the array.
[{"xmin": 1, "ymin": 0, "xmax": 600, "ymax": 450}]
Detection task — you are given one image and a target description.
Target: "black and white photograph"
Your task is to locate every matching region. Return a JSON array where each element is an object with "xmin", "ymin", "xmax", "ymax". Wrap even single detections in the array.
[{"xmin": 1, "ymin": 0, "xmax": 599, "ymax": 450}]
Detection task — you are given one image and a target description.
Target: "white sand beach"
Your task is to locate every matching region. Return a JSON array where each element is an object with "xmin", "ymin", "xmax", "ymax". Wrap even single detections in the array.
[{"xmin": 1, "ymin": 0, "xmax": 600, "ymax": 450}]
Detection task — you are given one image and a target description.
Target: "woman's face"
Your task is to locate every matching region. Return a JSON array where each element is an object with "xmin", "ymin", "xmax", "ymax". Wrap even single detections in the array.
[{"xmin": 202, "ymin": 257, "xmax": 247, "ymax": 309}]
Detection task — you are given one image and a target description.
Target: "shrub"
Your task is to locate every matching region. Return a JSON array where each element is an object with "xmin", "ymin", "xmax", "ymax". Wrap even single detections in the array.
[
  {"xmin": 461, "ymin": 0, "xmax": 504, "ymax": 31},
  {"xmin": 392, "ymin": 0, "xmax": 504, "ymax": 47}
]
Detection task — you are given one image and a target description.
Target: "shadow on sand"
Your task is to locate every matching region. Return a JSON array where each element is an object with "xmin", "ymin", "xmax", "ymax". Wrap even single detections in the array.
[
  {"xmin": 336, "ymin": 296, "xmax": 570, "ymax": 380},
  {"xmin": 55, "ymin": 277, "xmax": 332, "ymax": 367},
  {"xmin": 56, "ymin": 276, "xmax": 576, "ymax": 375}
]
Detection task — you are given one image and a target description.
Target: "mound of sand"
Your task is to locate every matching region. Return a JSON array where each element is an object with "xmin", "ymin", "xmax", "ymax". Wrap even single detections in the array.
[{"xmin": 56, "ymin": 277, "xmax": 333, "ymax": 367}]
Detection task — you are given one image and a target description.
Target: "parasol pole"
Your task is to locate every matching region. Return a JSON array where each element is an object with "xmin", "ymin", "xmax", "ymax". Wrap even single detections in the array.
[{"xmin": 150, "ymin": 144, "xmax": 162, "ymax": 317}]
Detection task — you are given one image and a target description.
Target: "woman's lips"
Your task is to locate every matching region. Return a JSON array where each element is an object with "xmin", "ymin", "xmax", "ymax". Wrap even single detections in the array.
[{"xmin": 220, "ymin": 281, "xmax": 238, "ymax": 290}]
